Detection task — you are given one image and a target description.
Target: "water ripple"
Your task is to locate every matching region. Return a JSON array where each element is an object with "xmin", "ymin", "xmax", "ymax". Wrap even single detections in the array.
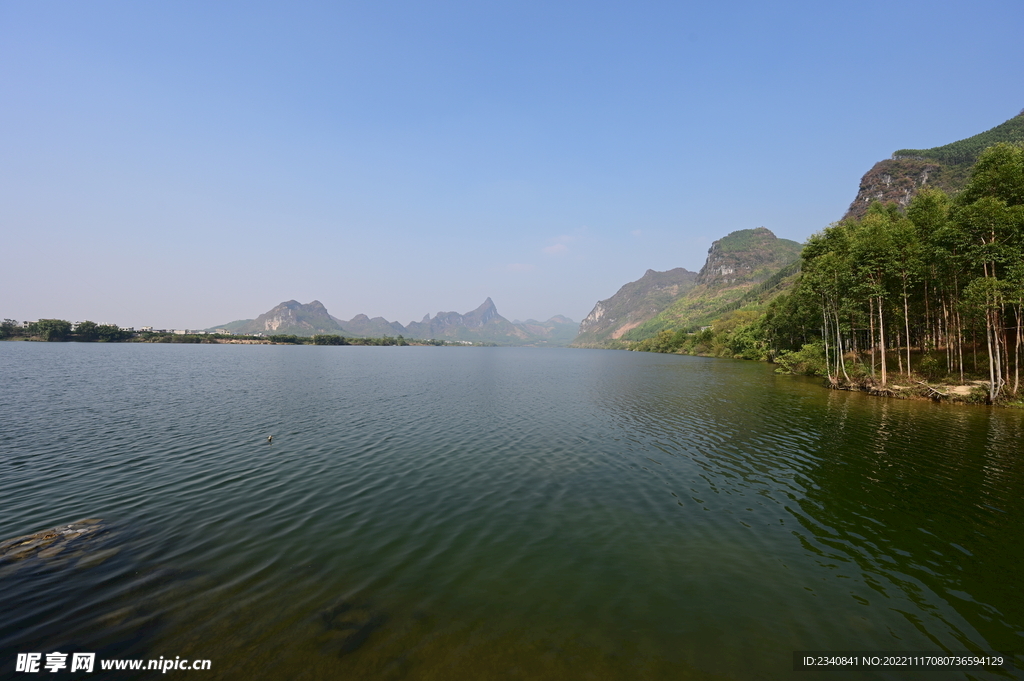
[{"xmin": 2, "ymin": 344, "xmax": 1022, "ymax": 679}]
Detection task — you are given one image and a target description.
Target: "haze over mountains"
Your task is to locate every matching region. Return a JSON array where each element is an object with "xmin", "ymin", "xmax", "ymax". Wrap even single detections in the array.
[
  {"xmin": 573, "ymin": 268, "xmax": 698, "ymax": 346},
  {"xmin": 214, "ymin": 299, "xmax": 577, "ymax": 346},
  {"xmin": 213, "ymin": 112, "xmax": 1024, "ymax": 352}
]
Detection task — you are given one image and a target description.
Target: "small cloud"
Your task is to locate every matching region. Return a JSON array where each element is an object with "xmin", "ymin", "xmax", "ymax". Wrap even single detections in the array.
[
  {"xmin": 631, "ymin": 229, "xmax": 642, "ymax": 237},
  {"xmin": 505, "ymin": 263, "xmax": 535, "ymax": 272},
  {"xmin": 541, "ymin": 230, "xmax": 584, "ymax": 256}
]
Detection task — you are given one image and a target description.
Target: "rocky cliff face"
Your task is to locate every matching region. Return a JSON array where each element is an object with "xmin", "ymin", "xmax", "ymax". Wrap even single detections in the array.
[
  {"xmin": 230, "ymin": 300, "xmax": 346, "ymax": 336},
  {"xmin": 843, "ymin": 111, "xmax": 1024, "ymax": 221},
  {"xmin": 573, "ymin": 267, "xmax": 697, "ymax": 346},
  {"xmin": 843, "ymin": 158, "xmax": 949, "ymax": 221}
]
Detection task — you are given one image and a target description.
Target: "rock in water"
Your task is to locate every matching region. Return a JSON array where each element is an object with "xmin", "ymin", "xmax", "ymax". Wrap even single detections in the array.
[
  {"xmin": 0, "ymin": 519, "xmax": 109, "ymax": 575},
  {"xmin": 316, "ymin": 598, "xmax": 386, "ymax": 657}
]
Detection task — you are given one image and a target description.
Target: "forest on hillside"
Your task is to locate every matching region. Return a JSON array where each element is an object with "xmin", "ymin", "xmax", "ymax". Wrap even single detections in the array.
[
  {"xmin": 894, "ymin": 112, "xmax": 1024, "ymax": 167},
  {"xmin": 638, "ymin": 143, "xmax": 1024, "ymax": 404}
]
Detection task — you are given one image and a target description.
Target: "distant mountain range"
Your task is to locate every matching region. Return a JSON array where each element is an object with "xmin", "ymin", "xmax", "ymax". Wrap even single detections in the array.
[
  {"xmin": 216, "ymin": 112, "xmax": 1024, "ymax": 352},
  {"xmin": 212, "ymin": 298, "xmax": 577, "ymax": 346}
]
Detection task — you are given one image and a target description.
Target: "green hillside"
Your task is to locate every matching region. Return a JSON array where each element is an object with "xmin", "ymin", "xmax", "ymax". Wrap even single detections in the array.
[
  {"xmin": 894, "ymin": 111, "xmax": 1024, "ymax": 167},
  {"xmin": 630, "ymin": 141, "xmax": 1024, "ymax": 405},
  {"xmin": 621, "ymin": 228, "xmax": 802, "ymax": 341},
  {"xmin": 844, "ymin": 111, "xmax": 1024, "ymax": 220},
  {"xmin": 212, "ymin": 319, "xmax": 254, "ymax": 333},
  {"xmin": 571, "ymin": 268, "xmax": 697, "ymax": 347}
]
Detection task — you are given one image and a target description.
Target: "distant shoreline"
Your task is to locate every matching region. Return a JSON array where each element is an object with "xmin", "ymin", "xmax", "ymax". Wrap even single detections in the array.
[
  {"xmin": 0, "ymin": 333, "xmax": 495, "ymax": 347},
  {"xmin": 9, "ymin": 331, "xmax": 1015, "ymax": 406}
]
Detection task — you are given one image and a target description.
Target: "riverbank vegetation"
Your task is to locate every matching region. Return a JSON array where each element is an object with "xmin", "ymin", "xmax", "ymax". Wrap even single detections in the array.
[
  {"xmin": 1, "ymin": 319, "xmax": 134, "ymax": 343},
  {"xmin": 634, "ymin": 143, "xmax": 1024, "ymax": 405},
  {"xmin": 0, "ymin": 322, "xmax": 488, "ymax": 347}
]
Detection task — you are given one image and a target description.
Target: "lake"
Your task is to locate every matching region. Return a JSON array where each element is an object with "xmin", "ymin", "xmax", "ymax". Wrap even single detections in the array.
[{"xmin": 1, "ymin": 343, "xmax": 1022, "ymax": 679}]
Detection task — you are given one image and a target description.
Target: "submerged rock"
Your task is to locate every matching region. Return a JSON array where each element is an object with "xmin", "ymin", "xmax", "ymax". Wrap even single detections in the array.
[
  {"xmin": 316, "ymin": 598, "xmax": 387, "ymax": 657},
  {"xmin": 0, "ymin": 518, "xmax": 109, "ymax": 574}
]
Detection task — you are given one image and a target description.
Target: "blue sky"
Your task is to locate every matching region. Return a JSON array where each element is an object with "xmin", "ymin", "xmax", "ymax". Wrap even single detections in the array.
[{"xmin": 2, "ymin": 1, "xmax": 1022, "ymax": 329}]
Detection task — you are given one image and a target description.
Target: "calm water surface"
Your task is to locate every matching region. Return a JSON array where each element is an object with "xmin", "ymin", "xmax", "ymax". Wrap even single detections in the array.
[{"xmin": 1, "ymin": 343, "xmax": 1022, "ymax": 680}]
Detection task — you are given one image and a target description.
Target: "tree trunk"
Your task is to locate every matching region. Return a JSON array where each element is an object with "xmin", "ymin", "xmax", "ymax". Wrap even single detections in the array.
[
  {"xmin": 896, "ymin": 328, "xmax": 904, "ymax": 375},
  {"xmin": 835, "ymin": 307, "xmax": 849, "ymax": 381},
  {"xmin": 924, "ymin": 279, "xmax": 931, "ymax": 356},
  {"xmin": 903, "ymin": 288, "xmax": 912, "ymax": 375},
  {"xmin": 942, "ymin": 297, "xmax": 951, "ymax": 373},
  {"xmin": 986, "ymin": 308, "xmax": 998, "ymax": 402},
  {"xmin": 821, "ymin": 302, "xmax": 832, "ymax": 382},
  {"xmin": 869, "ymin": 298, "xmax": 876, "ymax": 379},
  {"xmin": 1015, "ymin": 304, "xmax": 1021, "ymax": 395},
  {"xmin": 850, "ymin": 312, "xmax": 859, "ymax": 369},
  {"xmin": 878, "ymin": 296, "xmax": 887, "ymax": 386}
]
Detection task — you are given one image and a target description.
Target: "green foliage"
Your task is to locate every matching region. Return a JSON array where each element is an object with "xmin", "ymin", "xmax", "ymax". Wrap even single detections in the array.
[
  {"xmin": 95, "ymin": 324, "xmax": 131, "ymax": 342},
  {"xmin": 629, "ymin": 308, "xmax": 771, "ymax": 361},
  {"xmin": 148, "ymin": 333, "xmax": 215, "ymax": 344},
  {"xmin": 626, "ymin": 144, "xmax": 1024, "ymax": 402},
  {"xmin": 918, "ymin": 354, "xmax": 942, "ymax": 380},
  {"xmin": 623, "ymin": 229, "xmax": 803, "ymax": 344},
  {"xmin": 621, "ymin": 316, "xmax": 677, "ymax": 341},
  {"xmin": 1, "ymin": 319, "xmax": 20, "ymax": 339},
  {"xmin": 32, "ymin": 319, "xmax": 72, "ymax": 341},
  {"xmin": 75, "ymin": 321, "xmax": 99, "ymax": 341},
  {"xmin": 773, "ymin": 343, "xmax": 826, "ymax": 376},
  {"xmin": 312, "ymin": 334, "xmax": 348, "ymax": 345},
  {"xmin": 2, "ymin": 322, "xmax": 447, "ymax": 348},
  {"xmin": 956, "ymin": 142, "xmax": 1024, "ymax": 207},
  {"xmin": 711, "ymin": 227, "xmax": 801, "ymax": 256},
  {"xmin": 756, "ymin": 143, "xmax": 1024, "ymax": 397},
  {"xmin": 1, "ymin": 318, "xmax": 134, "ymax": 342},
  {"xmin": 894, "ymin": 113, "xmax": 1024, "ymax": 168}
]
